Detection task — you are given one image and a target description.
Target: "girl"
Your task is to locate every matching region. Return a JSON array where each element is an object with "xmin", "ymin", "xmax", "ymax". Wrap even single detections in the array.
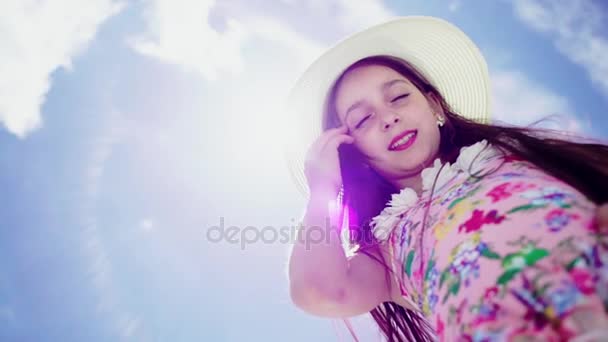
[{"xmin": 287, "ymin": 16, "xmax": 608, "ymax": 341}]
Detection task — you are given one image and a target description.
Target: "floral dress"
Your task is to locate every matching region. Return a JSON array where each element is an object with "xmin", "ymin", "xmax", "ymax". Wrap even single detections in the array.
[{"xmin": 370, "ymin": 139, "xmax": 608, "ymax": 341}]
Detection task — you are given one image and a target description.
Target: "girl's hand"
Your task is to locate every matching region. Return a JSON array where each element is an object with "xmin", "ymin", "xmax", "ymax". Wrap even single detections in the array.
[{"xmin": 303, "ymin": 125, "xmax": 355, "ymax": 198}]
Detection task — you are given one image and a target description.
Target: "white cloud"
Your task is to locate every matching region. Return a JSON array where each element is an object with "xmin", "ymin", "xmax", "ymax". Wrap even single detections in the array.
[
  {"xmin": 130, "ymin": 0, "xmax": 395, "ymax": 81},
  {"xmin": 0, "ymin": 0, "xmax": 124, "ymax": 138},
  {"xmin": 139, "ymin": 218, "xmax": 155, "ymax": 232},
  {"xmin": 239, "ymin": 15, "xmax": 324, "ymax": 70},
  {"xmin": 490, "ymin": 69, "xmax": 589, "ymax": 135},
  {"xmin": 117, "ymin": 315, "xmax": 141, "ymax": 339},
  {"xmin": 330, "ymin": 0, "xmax": 396, "ymax": 31},
  {"xmin": 448, "ymin": 0, "xmax": 462, "ymax": 12},
  {"xmin": 267, "ymin": 0, "xmax": 395, "ymax": 36},
  {"xmin": 512, "ymin": 0, "xmax": 608, "ymax": 97},
  {"xmin": 130, "ymin": 0, "xmax": 322, "ymax": 80},
  {"xmin": 131, "ymin": 0, "xmax": 249, "ymax": 81}
]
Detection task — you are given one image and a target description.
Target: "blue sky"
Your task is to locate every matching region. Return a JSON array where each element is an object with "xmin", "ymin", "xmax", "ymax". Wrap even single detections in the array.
[{"xmin": 1, "ymin": 0, "xmax": 607, "ymax": 341}]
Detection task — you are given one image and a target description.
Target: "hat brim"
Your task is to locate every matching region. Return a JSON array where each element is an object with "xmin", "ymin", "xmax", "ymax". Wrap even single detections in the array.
[{"xmin": 283, "ymin": 16, "xmax": 492, "ymax": 199}]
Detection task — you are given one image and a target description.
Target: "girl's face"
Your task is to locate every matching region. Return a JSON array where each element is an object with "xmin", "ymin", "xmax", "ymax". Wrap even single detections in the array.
[{"xmin": 334, "ymin": 64, "xmax": 443, "ymax": 184}]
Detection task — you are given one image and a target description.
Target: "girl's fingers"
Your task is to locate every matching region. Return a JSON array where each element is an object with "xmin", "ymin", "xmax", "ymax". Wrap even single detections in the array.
[
  {"xmin": 317, "ymin": 125, "xmax": 349, "ymax": 150},
  {"xmin": 324, "ymin": 134, "xmax": 355, "ymax": 152},
  {"xmin": 309, "ymin": 125, "xmax": 349, "ymax": 156}
]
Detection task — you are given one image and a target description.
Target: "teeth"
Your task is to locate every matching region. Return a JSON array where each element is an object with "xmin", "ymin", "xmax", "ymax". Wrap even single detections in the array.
[{"xmin": 391, "ymin": 133, "xmax": 415, "ymax": 149}]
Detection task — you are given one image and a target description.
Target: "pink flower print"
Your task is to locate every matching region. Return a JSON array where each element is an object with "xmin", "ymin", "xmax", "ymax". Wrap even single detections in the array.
[
  {"xmin": 455, "ymin": 298, "xmax": 468, "ymax": 325},
  {"xmin": 487, "ymin": 181, "xmax": 536, "ymax": 203},
  {"xmin": 398, "ymin": 220, "xmax": 418, "ymax": 248},
  {"xmin": 441, "ymin": 179, "xmax": 478, "ymax": 206},
  {"xmin": 471, "ymin": 286, "xmax": 502, "ymax": 327},
  {"xmin": 436, "ymin": 315, "xmax": 445, "ymax": 342},
  {"xmin": 440, "ymin": 234, "xmax": 500, "ymax": 303},
  {"xmin": 549, "ymin": 280, "xmax": 584, "ymax": 317},
  {"xmin": 486, "ymin": 182, "xmax": 511, "ymax": 203},
  {"xmin": 510, "ymin": 182, "xmax": 535, "ymax": 192},
  {"xmin": 471, "ymin": 301, "xmax": 500, "ymax": 327},
  {"xmin": 570, "ymin": 268, "xmax": 595, "ymax": 295},
  {"xmin": 413, "ymin": 267, "xmax": 423, "ymax": 283},
  {"xmin": 511, "ymin": 274, "xmax": 554, "ymax": 330},
  {"xmin": 544, "ymin": 208, "xmax": 580, "ymax": 232},
  {"xmin": 434, "ymin": 200, "xmax": 474, "ymax": 241},
  {"xmin": 458, "ymin": 209, "xmax": 506, "ymax": 233},
  {"xmin": 472, "ymin": 329, "xmax": 506, "ymax": 341},
  {"xmin": 450, "ymin": 243, "xmax": 482, "ymax": 287},
  {"xmin": 484, "ymin": 286, "xmax": 499, "ymax": 300},
  {"xmin": 586, "ymin": 217, "xmax": 601, "ymax": 233},
  {"xmin": 412, "ymin": 267, "xmax": 423, "ymax": 308},
  {"xmin": 423, "ymin": 265, "xmax": 440, "ymax": 315}
]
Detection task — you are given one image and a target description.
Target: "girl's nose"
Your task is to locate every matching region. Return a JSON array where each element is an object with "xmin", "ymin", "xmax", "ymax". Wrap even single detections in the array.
[{"xmin": 382, "ymin": 114, "xmax": 400, "ymax": 131}]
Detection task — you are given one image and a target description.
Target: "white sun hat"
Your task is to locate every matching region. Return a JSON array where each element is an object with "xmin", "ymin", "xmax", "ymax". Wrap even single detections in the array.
[{"xmin": 283, "ymin": 16, "xmax": 492, "ymax": 198}]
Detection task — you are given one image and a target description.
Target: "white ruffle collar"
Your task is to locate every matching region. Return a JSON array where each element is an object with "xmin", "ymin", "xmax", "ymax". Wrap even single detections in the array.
[{"xmin": 370, "ymin": 139, "xmax": 501, "ymax": 241}]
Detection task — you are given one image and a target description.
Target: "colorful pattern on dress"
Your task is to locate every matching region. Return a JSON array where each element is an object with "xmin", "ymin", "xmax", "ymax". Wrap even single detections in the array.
[{"xmin": 379, "ymin": 140, "xmax": 608, "ymax": 341}]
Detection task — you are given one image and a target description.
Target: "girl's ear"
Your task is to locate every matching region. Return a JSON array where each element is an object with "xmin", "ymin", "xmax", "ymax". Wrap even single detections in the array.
[{"xmin": 425, "ymin": 91, "xmax": 444, "ymax": 116}]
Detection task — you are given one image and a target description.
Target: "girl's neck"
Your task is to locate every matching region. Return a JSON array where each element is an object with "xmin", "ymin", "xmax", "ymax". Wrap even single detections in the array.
[{"xmin": 391, "ymin": 173, "xmax": 423, "ymax": 196}]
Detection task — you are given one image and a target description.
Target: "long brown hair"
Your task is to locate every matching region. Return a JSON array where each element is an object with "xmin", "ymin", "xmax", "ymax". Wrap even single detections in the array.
[{"xmin": 321, "ymin": 55, "xmax": 608, "ymax": 341}]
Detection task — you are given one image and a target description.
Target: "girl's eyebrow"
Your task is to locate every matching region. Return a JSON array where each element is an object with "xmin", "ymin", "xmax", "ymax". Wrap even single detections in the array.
[
  {"xmin": 344, "ymin": 100, "xmax": 364, "ymax": 123},
  {"xmin": 381, "ymin": 79, "xmax": 408, "ymax": 91}
]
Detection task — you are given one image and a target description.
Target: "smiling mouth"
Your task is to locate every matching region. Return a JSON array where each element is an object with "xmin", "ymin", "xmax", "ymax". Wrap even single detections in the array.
[{"xmin": 388, "ymin": 130, "xmax": 417, "ymax": 151}]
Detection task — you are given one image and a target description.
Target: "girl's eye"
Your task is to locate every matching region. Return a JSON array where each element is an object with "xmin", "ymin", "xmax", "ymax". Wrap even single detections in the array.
[
  {"xmin": 353, "ymin": 94, "xmax": 408, "ymax": 130},
  {"xmin": 391, "ymin": 94, "xmax": 409, "ymax": 102},
  {"xmin": 355, "ymin": 114, "xmax": 371, "ymax": 129}
]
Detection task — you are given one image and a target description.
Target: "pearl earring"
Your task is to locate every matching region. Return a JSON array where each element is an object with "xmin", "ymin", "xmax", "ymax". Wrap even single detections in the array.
[{"xmin": 436, "ymin": 115, "xmax": 445, "ymax": 127}]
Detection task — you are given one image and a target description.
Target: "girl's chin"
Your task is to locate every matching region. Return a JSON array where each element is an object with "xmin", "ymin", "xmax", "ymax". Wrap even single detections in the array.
[
  {"xmin": 392, "ymin": 160, "xmax": 434, "ymax": 176},
  {"xmin": 384, "ymin": 164, "xmax": 425, "ymax": 178}
]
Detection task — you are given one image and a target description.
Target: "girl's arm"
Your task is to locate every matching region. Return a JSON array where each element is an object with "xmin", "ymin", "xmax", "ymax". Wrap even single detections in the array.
[{"xmin": 288, "ymin": 189, "xmax": 391, "ymax": 318}]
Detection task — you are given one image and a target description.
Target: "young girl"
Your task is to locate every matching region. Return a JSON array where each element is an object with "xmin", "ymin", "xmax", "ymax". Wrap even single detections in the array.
[{"xmin": 286, "ymin": 16, "xmax": 608, "ymax": 341}]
